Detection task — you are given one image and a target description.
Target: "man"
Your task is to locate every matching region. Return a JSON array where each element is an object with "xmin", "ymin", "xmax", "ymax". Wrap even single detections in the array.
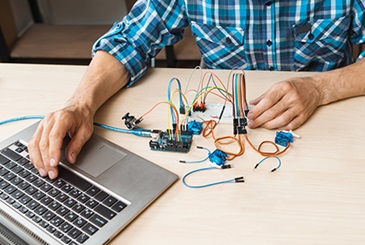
[{"xmin": 28, "ymin": 0, "xmax": 365, "ymax": 179}]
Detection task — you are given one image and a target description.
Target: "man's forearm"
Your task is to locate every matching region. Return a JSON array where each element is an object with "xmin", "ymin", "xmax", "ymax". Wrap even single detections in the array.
[
  {"xmin": 314, "ymin": 58, "xmax": 365, "ymax": 106},
  {"xmin": 67, "ymin": 51, "xmax": 129, "ymax": 116}
]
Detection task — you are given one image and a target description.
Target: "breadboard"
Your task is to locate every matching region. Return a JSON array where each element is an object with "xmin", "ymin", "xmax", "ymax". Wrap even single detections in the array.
[{"xmin": 188, "ymin": 104, "xmax": 233, "ymax": 123}]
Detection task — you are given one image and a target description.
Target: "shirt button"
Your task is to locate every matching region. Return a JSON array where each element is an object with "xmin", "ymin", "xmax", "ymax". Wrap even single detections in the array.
[
  {"xmin": 266, "ymin": 40, "xmax": 272, "ymax": 47},
  {"xmin": 265, "ymin": 1, "xmax": 272, "ymax": 7},
  {"xmin": 308, "ymin": 33, "xmax": 314, "ymax": 40},
  {"xmin": 225, "ymin": 38, "xmax": 232, "ymax": 44},
  {"xmin": 269, "ymin": 66, "xmax": 274, "ymax": 71}
]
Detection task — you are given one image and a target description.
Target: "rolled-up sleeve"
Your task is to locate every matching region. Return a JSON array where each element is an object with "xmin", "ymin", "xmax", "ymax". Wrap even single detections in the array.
[{"xmin": 93, "ymin": 0, "xmax": 189, "ymax": 86}]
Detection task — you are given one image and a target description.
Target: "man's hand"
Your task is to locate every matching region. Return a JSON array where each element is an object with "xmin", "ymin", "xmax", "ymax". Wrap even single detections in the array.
[
  {"xmin": 248, "ymin": 58, "xmax": 365, "ymax": 130},
  {"xmin": 26, "ymin": 51, "xmax": 129, "ymax": 179},
  {"xmin": 247, "ymin": 76, "xmax": 322, "ymax": 130},
  {"xmin": 28, "ymin": 106, "xmax": 94, "ymax": 179}
]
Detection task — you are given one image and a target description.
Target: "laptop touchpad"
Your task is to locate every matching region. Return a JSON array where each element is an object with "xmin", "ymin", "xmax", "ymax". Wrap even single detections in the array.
[{"xmin": 72, "ymin": 137, "xmax": 127, "ymax": 177}]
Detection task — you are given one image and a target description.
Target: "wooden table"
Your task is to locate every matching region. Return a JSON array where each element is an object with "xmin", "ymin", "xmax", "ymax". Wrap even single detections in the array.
[{"xmin": 1, "ymin": 63, "xmax": 365, "ymax": 244}]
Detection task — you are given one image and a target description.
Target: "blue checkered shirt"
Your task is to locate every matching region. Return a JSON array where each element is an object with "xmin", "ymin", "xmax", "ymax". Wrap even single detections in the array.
[{"xmin": 93, "ymin": 0, "xmax": 365, "ymax": 86}]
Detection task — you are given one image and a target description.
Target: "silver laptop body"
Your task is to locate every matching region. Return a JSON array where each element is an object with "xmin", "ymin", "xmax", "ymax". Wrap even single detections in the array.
[{"xmin": 0, "ymin": 122, "xmax": 178, "ymax": 245}]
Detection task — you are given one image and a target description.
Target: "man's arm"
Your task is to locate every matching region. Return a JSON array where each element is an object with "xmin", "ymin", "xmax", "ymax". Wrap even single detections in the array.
[
  {"xmin": 247, "ymin": 58, "xmax": 365, "ymax": 130},
  {"xmin": 27, "ymin": 51, "xmax": 129, "ymax": 179}
]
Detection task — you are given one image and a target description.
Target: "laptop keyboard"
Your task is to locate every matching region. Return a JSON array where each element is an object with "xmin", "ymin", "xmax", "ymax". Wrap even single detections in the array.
[{"xmin": 0, "ymin": 140, "xmax": 128, "ymax": 244}]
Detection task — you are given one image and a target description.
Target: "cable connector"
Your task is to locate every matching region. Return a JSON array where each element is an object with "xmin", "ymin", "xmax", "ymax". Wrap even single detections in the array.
[
  {"xmin": 222, "ymin": 164, "xmax": 233, "ymax": 169},
  {"xmin": 218, "ymin": 105, "xmax": 226, "ymax": 121},
  {"xmin": 179, "ymin": 104, "xmax": 186, "ymax": 114},
  {"xmin": 179, "ymin": 104, "xmax": 191, "ymax": 116},
  {"xmin": 233, "ymin": 118, "xmax": 247, "ymax": 135},
  {"xmin": 234, "ymin": 176, "xmax": 245, "ymax": 183},
  {"xmin": 193, "ymin": 102, "xmax": 206, "ymax": 112},
  {"xmin": 150, "ymin": 129, "xmax": 163, "ymax": 139},
  {"xmin": 130, "ymin": 129, "xmax": 152, "ymax": 137}
]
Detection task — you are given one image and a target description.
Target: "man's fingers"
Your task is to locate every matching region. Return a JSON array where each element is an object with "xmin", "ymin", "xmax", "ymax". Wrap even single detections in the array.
[
  {"xmin": 249, "ymin": 93, "xmax": 265, "ymax": 106},
  {"xmin": 260, "ymin": 108, "xmax": 299, "ymax": 129},
  {"xmin": 66, "ymin": 126, "xmax": 93, "ymax": 164},
  {"xmin": 46, "ymin": 123, "xmax": 71, "ymax": 179},
  {"xmin": 248, "ymin": 98, "xmax": 291, "ymax": 128},
  {"xmin": 48, "ymin": 167, "xmax": 59, "ymax": 180},
  {"xmin": 38, "ymin": 122, "xmax": 53, "ymax": 174},
  {"xmin": 248, "ymin": 84, "xmax": 287, "ymax": 121},
  {"xmin": 28, "ymin": 124, "xmax": 47, "ymax": 176}
]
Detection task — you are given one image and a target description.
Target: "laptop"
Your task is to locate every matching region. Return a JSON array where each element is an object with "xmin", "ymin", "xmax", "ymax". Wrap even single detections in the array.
[{"xmin": 0, "ymin": 122, "xmax": 178, "ymax": 245}]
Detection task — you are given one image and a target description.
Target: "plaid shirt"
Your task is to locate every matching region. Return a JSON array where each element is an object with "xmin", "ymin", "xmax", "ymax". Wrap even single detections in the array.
[{"xmin": 93, "ymin": 0, "xmax": 365, "ymax": 86}]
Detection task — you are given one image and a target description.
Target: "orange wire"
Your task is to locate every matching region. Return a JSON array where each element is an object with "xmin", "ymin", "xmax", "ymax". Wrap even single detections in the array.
[
  {"xmin": 199, "ymin": 72, "xmax": 290, "ymax": 160},
  {"xmin": 202, "ymin": 120, "xmax": 217, "ymax": 138},
  {"xmin": 244, "ymin": 134, "xmax": 290, "ymax": 157},
  {"xmin": 214, "ymin": 134, "xmax": 245, "ymax": 160},
  {"xmin": 202, "ymin": 120, "xmax": 245, "ymax": 160}
]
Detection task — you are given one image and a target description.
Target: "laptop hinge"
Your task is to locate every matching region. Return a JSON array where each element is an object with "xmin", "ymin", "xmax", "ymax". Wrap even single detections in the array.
[
  {"xmin": 0, "ymin": 222, "xmax": 28, "ymax": 245},
  {"xmin": 0, "ymin": 208, "xmax": 49, "ymax": 245}
]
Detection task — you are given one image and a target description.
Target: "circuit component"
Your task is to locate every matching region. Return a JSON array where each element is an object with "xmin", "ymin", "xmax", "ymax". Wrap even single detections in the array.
[
  {"xmin": 208, "ymin": 149, "xmax": 228, "ymax": 167},
  {"xmin": 149, "ymin": 130, "xmax": 193, "ymax": 153},
  {"xmin": 188, "ymin": 104, "xmax": 234, "ymax": 124},
  {"xmin": 122, "ymin": 112, "xmax": 142, "ymax": 129},
  {"xmin": 186, "ymin": 120, "xmax": 203, "ymax": 135},
  {"xmin": 275, "ymin": 131, "xmax": 293, "ymax": 147}
]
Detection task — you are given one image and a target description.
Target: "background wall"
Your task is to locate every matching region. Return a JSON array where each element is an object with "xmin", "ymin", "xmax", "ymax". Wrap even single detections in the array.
[
  {"xmin": 9, "ymin": 0, "xmax": 33, "ymax": 36},
  {"xmin": 37, "ymin": 0, "xmax": 128, "ymax": 25},
  {"xmin": 9, "ymin": 0, "xmax": 128, "ymax": 36}
]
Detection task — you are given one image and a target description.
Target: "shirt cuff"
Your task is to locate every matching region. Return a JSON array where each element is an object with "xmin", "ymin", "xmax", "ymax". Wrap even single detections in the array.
[
  {"xmin": 357, "ymin": 48, "xmax": 365, "ymax": 61},
  {"xmin": 92, "ymin": 23, "xmax": 147, "ymax": 87}
]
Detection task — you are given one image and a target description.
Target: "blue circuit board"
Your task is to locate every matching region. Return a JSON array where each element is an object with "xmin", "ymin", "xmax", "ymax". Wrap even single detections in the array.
[{"xmin": 149, "ymin": 130, "xmax": 193, "ymax": 153}]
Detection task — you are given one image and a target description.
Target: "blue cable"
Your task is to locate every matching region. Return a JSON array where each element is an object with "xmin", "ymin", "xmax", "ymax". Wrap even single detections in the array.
[
  {"xmin": 0, "ymin": 115, "xmax": 45, "ymax": 125},
  {"xmin": 254, "ymin": 156, "xmax": 282, "ymax": 172},
  {"xmin": 0, "ymin": 116, "xmax": 152, "ymax": 138},
  {"xmin": 179, "ymin": 146, "xmax": 210, "ymax": 164},
  {"xmin": 93, "ymin": 122, "xmax": 130, "ymax": 133},
  {"xmin": 92, "ymin": 122, "xmax": 152, "ymax": 137},
  {"xmin": 182, "ymin": 167, "xmax": 244, "ymax": 188}
]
